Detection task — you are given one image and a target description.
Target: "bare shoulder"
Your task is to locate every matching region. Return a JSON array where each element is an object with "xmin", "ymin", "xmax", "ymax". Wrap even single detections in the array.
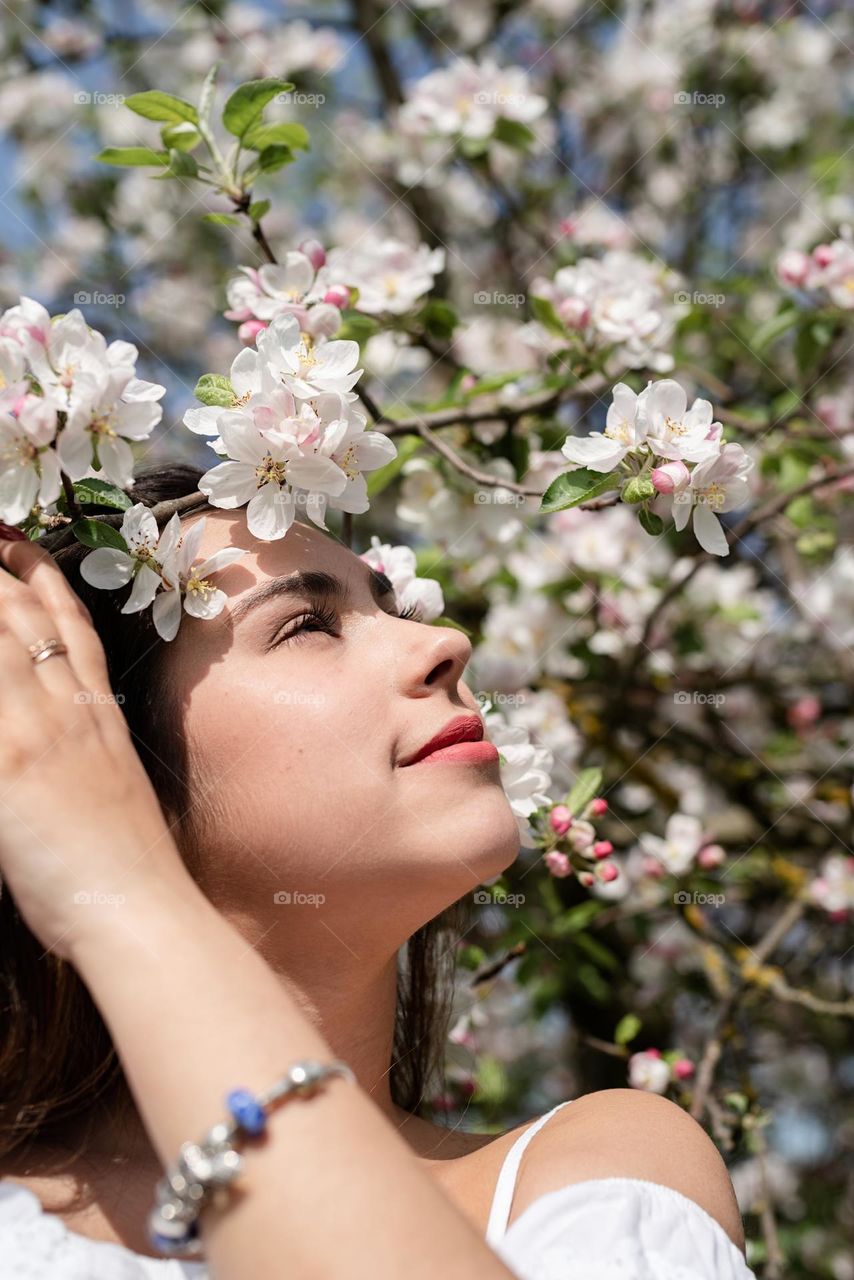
[{"xmin": 510, "ymin": 1089, "xmax": 746, "ymax": 1255}]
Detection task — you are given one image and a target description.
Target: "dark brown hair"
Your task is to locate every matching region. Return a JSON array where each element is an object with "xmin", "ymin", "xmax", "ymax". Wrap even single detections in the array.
[{"xmin": 0, "ymin": 463, "xmax": 470, "ymax": 1164}]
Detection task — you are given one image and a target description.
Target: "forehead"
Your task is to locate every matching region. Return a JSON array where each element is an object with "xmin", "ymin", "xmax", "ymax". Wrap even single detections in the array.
[{"xmin": 185, "ymin": 509, "xmax": 368, "ymax": 605}]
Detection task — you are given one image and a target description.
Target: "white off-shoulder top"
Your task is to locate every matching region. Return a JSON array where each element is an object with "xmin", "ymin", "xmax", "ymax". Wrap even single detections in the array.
[{"xmin": 0, "ymin": 1099, "xmax": 758, "ymax": 1279}]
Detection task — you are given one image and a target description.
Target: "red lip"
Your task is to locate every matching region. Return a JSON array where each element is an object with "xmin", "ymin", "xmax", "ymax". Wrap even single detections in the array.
[{"xmin": 398, "ymin": 714, "xmax": 487, "ymax": 767}]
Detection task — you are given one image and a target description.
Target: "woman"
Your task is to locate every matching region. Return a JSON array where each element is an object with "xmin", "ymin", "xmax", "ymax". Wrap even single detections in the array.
[{"xmin": 0, "ymin": 464, "xmax": 755, "ymax": 1279}]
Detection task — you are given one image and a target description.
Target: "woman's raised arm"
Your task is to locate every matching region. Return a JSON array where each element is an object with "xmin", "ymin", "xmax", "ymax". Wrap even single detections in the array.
[{"xmin": 0, "ymin": 536, "xmax": 518, "ymax": 1280}]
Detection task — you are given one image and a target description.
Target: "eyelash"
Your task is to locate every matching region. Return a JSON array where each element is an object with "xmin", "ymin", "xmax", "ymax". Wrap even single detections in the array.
[{"xmin": 272, "ymin": 600, "xmax": 420, "ymax": 646}]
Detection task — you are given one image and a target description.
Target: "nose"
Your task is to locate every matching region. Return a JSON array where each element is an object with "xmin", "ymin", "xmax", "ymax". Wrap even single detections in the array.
[{"xmin": 406, "ymin": 618, "xmax": 473, "ymax": 695}]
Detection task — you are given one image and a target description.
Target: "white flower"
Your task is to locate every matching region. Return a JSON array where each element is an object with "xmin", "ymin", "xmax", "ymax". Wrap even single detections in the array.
[
  {"xmin": 672, "ymin": 442, "xmax": 753, "ymax": 556},
  {"xmin": 628, "ymin": 1050, "xmax": 671, "ymax": 1094},
  {"xmin": 399, "ymin": 57, "xmax": 546, "ymax": 141},
  {"xmin": 0, "ymin": 338, "xmax": 28, "ymax": 410},
  {"xmin": 79, "ymin": 503, "xmax": 245, "ymax": 641},
  {"xmin": 0, "ymin": 403, "xmax": 61, "ymax": 524},
  {"xmin": 480, "ymin": 696, "xmax": 554, "ymax": 847},
  {"xmin": 291, "ymin": 396, "xmax": 396, "ymax": 528},
  {"xmin": 561, "ymin": 382, "xmax": 647, "ymax": 473},
  {"xmin": 152, "ymin": 517, "xmax": 246, "ymax": 641},
  {"xmin": 638, "ymin": 813, "xmax": 704, "ymax": 875},
  {"xmin": 198, "ymin": 409, "xmax": 348, "ymax": 541},
  {"xmin": 359, "ymin": 535, "xmax": 445, "ymax": 622},
  {"xmin": 224, "ymin": 254, "xmax": 342, "ymax": 340},
  {"xmin": 60, "ymin": 367, "xmax": 164, "ymax": 487},
  {"xmin": 79, "ymin": 503, "xmax": 182, "ymax": 614},
  {"xmin": 808, "ymin": 854, "xmax": 854, "ymax": 915},
  {"xmin": 255, "ymin": 315, "xmax": 362, "ymax": 400},
  {"xmin": 639, "ymin": 379, "xmax": 723, "ymax": 463},
  {"xmin": 320, "ymin": 239, "xmax": 446, "ymax": 316}
]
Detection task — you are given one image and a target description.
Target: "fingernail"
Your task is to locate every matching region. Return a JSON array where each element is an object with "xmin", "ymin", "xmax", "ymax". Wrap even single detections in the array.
[{"xmin": 0, "ymin": 523, "xmax": 27, "ymax": 542}]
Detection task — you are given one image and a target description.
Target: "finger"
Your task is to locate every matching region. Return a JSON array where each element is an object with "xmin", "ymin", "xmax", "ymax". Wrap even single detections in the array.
[
  {"xmin": 0, "ymin": 563, "xmax": 85, "ymax": 707},
  {"xmin": 0, "ymin": 539, "xmax": 115, "ymax": 703}
]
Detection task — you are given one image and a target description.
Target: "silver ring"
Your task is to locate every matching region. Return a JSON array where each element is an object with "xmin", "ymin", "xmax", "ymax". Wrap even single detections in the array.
[{"xmin": 28, "ymin": 637, "xmax": 69, "ymax": 664}]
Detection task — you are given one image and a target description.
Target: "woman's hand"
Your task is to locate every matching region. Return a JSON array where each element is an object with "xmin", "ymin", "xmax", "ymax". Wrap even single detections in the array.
[{"xmin": 0, "ymin": 535, "xmax": 192, "ymax": 958}]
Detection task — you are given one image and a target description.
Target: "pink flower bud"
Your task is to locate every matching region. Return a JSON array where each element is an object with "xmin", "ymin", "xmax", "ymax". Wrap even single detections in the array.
[
  {"xmin": 651, "ymin": 461, "xmax": 691, "ymax": 494},
  {"xmin": 776, "ymin": 249, "xmax": 811, "ymax": 287},
  {"xmin": 812, "ymin": 243, "xmax": 834, "ymax": 268},
  {"xmin": 589, "ymin": 797, "xmax": 608, "ymax": 816},
  {"xmin": 697, "ymin": 843, "xmax": 726, "ymax": 869},
  {"xmin": 596, "ymin": 861, "xmax": 619, "ymax": 882},
  {"xmin": 787, "ymin": 695, "xmax": 821, "ymax": 731},
  {"xmin": 646, "ymin": 1047, "xmax": 662, "ymax": 1058},
  {"xmin": 558, "ymin": 297, "xmax": 590, "ymax": 329},
  {"xmin": 460, "ymin": 373, "xmax": 477, "ymax": 392},
  {"xmin": 578, "ymin": 871, "xmax": 595, "ymax": 888},
  {"xmin": 592, "ymin": 840, "xmax": 613, "ymax": 859},
  {"xmin": 298, "ymin": 238, "xmax": 326, "ymax": 270},
  {"xmin": 544, "ymin": 850, "xmax": 572, "ymax": 878},
  {"xmin": 558, "ymin": 217, "xmax": 577, "ymax": 237},
  {"xmin": 672, "ymin": 1058, "xmax": 695, "ymax": 1080},
  {"xmin": 567, "ymin": 819, "xmax": 596, "ymax": 851},
  {"xmin": 323, "ymin": 285, "xmax": 350, "ymax": 309},
  {"xmin": 642, "ymin": 856, "xmax": 666, "ymax": 879},
  {"xmin": 238, "ymin": 319, "xmax": 267, "ymax": 345},
  {"xmin": 549, "ymin": 805, "xmax": 573, "ymax": 836}
]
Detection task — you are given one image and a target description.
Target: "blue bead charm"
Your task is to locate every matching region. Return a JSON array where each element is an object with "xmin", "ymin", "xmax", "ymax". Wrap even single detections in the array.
[{"xmin": 226, "ymin": 1087, "xmax": 267, "ymax": 1135}]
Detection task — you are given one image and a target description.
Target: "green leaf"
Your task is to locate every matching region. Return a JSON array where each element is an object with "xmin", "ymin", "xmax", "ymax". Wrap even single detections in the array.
[
  {"xmin": 222, "ymin": 78, "xmax": 295, "ymax": 139},
  {"xmin": 418, "ymin": 299, "xmax": 457, "ymax": 341},
  {"xmin": 248, "ymin": 198, "xmax": 270, "ymax": 221},
  {"xmin": 254, "ymin": 144, "xmax": 295, "ymax": 174},
  {"xmin": 242, "ymin": 121, "xmax": 309, "ymax": 152},
  {"xmin": 125, "ymin": 90, "xmax": 198, "ymax": 125},
  {"xmin": 752, "ymin": 305, "xmax": 799, "ymax": 353},
  {"xmin": 473, "ymin": 1054, "xmax": 508, "ymax": 1106},
  {"xmin": 95, "ymin": 147, "xmax": 169, "ymax": 167},
  {"xmin": 614, "ymin": 1013, "xmax": 642, "ymax": 1046},
  {"xmin": 622, "ymin": 475, "xmax": 656, "ymax": 504},
  {"xmin": 70, "ymin": 479, "xmax": 132, "ymax": 512},
  {"xmin": 202, "ymin": 212, "xmax": 241, "ymax": 225},
  {"xmin": 493, "ymin": 117, "xmax": 536, "ymax": 148},
  {"xmin": 540, "ymin": 467, "xmax": 619, "ymax": 514},
  {"xmin": 71, "ymin": 518, "xmax": 128, "ymax": 551},
  {"xmin": 198, "ymin": 62, "xmax": 221, "ymax": 131},
  {"xmin": 565, "ymin": 766, "xmax": 603, "ymax": 817},
  {"xmin": 160, "ymin": 121, "xmax": 201, "ymax": 152},
  {"xmin": 153, "ymin": 148, "xmax": 198, "ymax": 179},
  {"xmin": 552, "ymin": 899, "xmax": 604, "ymax": 936},
  {"xmin": 194, "ymin": 373, "xmax": 236, "ymax": 407},
  {"xmin": 639, "ymin": 507, "xmax": 665, "ymax": 536},
  {"xmin": 530, "ymin": 295, "xmax": 566, "ymax": 337}
]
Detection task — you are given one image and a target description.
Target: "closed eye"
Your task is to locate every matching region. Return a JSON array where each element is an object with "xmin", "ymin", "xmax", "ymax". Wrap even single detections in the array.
[{"xmin": 271, "ymin": 599, "xmax": 421, "ymax": 647}]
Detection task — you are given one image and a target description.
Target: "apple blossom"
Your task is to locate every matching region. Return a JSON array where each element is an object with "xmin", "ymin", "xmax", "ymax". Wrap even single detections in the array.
[
  {"xmin": 639, "ymin": 813, "xmax": 705, "ymax": 875},
  {"xmin": 359, "ymin": 534, "xmax": 445, "ymax": 623},
  {"xmin": 672, "ymin": 442, "xmax": 754, "ymax": 557},
  {"xmin": 628, "ymin": 1049, "xmax": 671, "ymax": 1094}
]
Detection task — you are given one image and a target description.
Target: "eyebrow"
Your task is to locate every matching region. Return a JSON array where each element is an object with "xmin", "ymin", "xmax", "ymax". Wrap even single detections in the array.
[{"xmin": 229, "ymin": 567, "xmax": 396, "ymax": 624}]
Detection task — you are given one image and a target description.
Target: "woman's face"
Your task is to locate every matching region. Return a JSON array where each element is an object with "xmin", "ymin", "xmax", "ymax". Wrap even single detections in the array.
[{"xmin": 166, "ymin": 511, "xmax": 520, "ymax": 954}]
